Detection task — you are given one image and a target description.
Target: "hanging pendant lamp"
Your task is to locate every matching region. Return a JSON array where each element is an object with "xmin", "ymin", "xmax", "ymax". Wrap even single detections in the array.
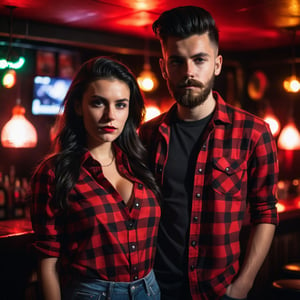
[
  {"xmin": 137, "ymin": 31, "xmax": 158, "ymax": 92},
  {"xmin": 283, "ymin": 29, "xmax": 300, "ymax": 93},
  {"xmin": 1, "ymin": 100, "xmax": 38, "ymax": 148},
  {"xmin": 277, "ymin": 119, "xmax": 300, "ymax": 150}
]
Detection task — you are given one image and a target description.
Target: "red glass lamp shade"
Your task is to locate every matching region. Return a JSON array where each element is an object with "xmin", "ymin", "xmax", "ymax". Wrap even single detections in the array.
[
  {"xmin": 277, "ymin": 120, "xmax": 300, "ymax": 150},
  {"xmin": 1, "ymin": 104, "xmax": 38, "ymax": 148}
]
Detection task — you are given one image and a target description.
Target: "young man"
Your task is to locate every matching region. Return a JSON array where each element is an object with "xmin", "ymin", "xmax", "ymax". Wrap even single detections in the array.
[{"xmin": 139, "ymin": 6, "xmax": 279, "ymax": 300}]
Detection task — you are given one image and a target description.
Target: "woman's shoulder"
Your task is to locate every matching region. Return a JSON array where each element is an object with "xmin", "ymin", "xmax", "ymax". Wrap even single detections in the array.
[{"xmin": 32, "ymin": 154, "xmax": 58, "ymax": 178}]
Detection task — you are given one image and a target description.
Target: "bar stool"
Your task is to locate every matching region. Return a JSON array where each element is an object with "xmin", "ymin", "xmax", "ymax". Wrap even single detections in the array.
[
  {"xmin": 272, "ymin": 279, "xmax": 300, "ymax": 300},
  {"xmin": 282, "ymin": 262, "xmax": 300, "ymax": 279}
]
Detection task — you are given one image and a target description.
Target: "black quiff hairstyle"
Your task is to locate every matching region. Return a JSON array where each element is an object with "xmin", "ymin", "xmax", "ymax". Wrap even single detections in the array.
[{"xmin": 152, "ymin": 6, "xmax": 219, "ymax": 48}]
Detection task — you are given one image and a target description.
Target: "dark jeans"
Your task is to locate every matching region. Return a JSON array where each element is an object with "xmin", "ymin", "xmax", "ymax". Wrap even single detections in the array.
[{"xmin": 62, "ymin": 270, "xmax": 160, "ymax": 300}]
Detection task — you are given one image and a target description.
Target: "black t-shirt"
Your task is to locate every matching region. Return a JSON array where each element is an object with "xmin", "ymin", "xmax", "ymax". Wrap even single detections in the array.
[{"xmin": 154, "ymin": 112, "xmax": 212, "ymax": 299}]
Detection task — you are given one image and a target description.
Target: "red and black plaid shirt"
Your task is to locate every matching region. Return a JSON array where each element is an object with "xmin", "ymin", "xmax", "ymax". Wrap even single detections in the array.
[
  {"xmin": 139, "ymin": 92, "xmax": 278, "ymax": 299},
  {"xmin": 30, "ymin": 144, "xmax": 160, "ymax": 282}
]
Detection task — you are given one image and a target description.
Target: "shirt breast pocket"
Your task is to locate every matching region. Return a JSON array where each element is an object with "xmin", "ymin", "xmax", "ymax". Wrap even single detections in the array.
[{"xmin": 211, "ymin": 157, "xmax": 247, "ymax": 196}]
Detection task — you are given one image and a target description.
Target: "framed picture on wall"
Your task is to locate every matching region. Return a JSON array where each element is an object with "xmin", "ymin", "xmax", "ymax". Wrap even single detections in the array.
[
  {"xmin": 58, "ymin": 53, "xmax": 77, "ymax": 78},
  {"xmin": 36, "ymin": 51, "xmax": 56, "ymax": 76}
]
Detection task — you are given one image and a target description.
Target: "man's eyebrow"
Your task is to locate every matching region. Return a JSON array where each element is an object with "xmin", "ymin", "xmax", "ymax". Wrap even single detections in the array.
[
  {"xmin": 168, "ymin": 52, "xmax": 210, "ymax": 60},
  {"xmin": 191, "ymin": 52, "xmax": 210, "ymax": 59}
]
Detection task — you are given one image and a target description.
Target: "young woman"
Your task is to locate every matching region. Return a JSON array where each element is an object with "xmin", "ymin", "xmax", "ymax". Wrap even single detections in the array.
[{"xmin": 30, "ymin": 56, "xmax": 161, "ymax": 300}]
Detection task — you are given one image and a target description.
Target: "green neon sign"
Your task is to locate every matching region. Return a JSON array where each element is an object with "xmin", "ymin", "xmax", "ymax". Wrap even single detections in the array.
[{"xmin": 0, "ymin": 57, "xmax": 25, "ymax": 69}]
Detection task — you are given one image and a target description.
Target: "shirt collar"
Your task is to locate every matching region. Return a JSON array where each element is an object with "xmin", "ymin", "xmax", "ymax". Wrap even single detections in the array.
[{"xmin": 80, "ymin": 143, "xmax": 137, "ymax": 182}]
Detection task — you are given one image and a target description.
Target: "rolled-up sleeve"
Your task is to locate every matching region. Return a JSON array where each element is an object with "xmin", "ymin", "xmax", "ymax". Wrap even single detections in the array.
[
  {"xmin": 30, "ymin": 159, "xmax": 63, "ymax": 257},
  {"xmin": 247, "ymin": 125, "xmax": 279, "ymax": 225}
]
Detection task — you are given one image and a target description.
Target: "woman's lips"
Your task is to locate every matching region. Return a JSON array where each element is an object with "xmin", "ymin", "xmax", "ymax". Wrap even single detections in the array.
[{"xmin": 99, "ymin": 126, "xmax": 116, "ymax": 133}]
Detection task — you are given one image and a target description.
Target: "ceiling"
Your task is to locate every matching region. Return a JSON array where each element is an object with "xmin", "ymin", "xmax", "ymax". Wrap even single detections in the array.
[{"xmin": 0, "ymin": 0, "xmax": 300, "ymax": 55}]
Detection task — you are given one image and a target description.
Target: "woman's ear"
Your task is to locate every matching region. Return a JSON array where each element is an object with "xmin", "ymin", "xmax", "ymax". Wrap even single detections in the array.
[{"xmin": 74, "ymin": 100, "xmax": 82, "ymax": 116}]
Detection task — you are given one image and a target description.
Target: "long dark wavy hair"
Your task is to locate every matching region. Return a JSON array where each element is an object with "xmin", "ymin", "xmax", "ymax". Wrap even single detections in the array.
[{"xmin": 50, "ymin": 56, "xmax": 160, "ymax": 209}]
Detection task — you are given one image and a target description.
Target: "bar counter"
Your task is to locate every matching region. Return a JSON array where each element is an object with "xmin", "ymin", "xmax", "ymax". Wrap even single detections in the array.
[{"xmin": 0, "ymin": 218, "xmax": 33, "ymax": 238}]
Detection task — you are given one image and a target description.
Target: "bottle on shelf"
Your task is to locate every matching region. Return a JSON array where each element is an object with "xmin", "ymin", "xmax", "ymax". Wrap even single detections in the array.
[
  {"xmin": 3, "ymin": 174, "xmax": 12, "ymax": 219},
  {"xmin": 12, "ymin": 178, "xmax": 26, "ymax": 218},
  {"xmin": 0, "ymin": 172, "xmax": 9, "ymax": 220}
]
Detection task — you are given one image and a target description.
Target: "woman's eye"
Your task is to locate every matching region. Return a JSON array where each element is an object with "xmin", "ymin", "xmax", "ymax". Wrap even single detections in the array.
[
  {"xmin": 91, "ymin": 99, "xmax": 104, "ymax": 107},
  {"xmin": 116, "ymin": 102, "xmax": 127, "ymax": 109}
]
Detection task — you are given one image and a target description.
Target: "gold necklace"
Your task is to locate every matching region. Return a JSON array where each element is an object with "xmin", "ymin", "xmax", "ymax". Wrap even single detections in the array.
[{"xmin": 101, "ymin": 156, "xmax": 115, "ymax": 167}]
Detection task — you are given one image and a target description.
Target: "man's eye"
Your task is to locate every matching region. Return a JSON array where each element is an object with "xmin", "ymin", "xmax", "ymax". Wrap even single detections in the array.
[
  {"xmin": 194, "ymin": 57, "xmax": 205, "ymax": 64},
  {"xmin": 168, "ymin": 59, "xmax": 182, "ymax": 66}
]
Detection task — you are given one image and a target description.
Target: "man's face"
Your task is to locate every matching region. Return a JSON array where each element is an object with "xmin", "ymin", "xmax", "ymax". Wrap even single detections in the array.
[{"xmin": 160, "ymin": 33, "xmax": 222, "ymax": 108}]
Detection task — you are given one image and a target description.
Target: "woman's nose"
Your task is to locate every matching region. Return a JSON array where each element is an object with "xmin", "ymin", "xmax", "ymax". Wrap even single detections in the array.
[{"xmin": 105, "ymin": 106, "xmax": 115, "ymax": 120}]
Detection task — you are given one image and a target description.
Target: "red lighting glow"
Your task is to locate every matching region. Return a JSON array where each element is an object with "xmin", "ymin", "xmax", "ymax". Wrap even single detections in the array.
[
  {"xmin": 276, "ymin": 202, "xmax": 286, "ymax": 213},
  {"xmin": 1, "ymin": 104, "xmax": 38, "ymax": 148},
  {"xmin": 277, "ymin": 121, "xmax": 300, "ymax": 150},
  {"xmin": 264, "ymin": 114, "xmax": 281, "ymax": 137},
  {"xmin": 2, "ymin": 69, "xmax": 16, "ymax": 88},
  {"xmin": 145, "ymin": 105, "xmax": 161, "ymax": 122}
]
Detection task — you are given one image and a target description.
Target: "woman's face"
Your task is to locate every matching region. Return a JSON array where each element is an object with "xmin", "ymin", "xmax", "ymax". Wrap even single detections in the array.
[{"xmin": 75, "ymin": 78, "xmax": 130, "ymax": 148}]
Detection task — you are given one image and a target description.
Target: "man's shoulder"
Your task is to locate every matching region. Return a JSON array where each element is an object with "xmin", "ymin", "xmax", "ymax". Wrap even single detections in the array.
[
  {"xmin": 140, "ymin": 112, "xmax": 167, "ymax": 132},
  {"xmin": 224, "ymin": 101, "xmax": 266, "ymax": 126},
  {"xmin": 139, "ymin": 112, "xmax": 168, "ymax": 146}
]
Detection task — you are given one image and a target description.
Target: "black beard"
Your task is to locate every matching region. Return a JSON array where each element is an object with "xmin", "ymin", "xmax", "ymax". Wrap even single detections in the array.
[{"xmin": 168, "ymin": 76, "xmax": 215, "ymax": 108}]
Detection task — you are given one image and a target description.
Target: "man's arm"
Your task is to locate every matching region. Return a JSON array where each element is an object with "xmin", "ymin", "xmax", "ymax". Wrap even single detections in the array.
[{"xmin": 226, "ymin": 223, "xmax": 276, "ymax": 298}]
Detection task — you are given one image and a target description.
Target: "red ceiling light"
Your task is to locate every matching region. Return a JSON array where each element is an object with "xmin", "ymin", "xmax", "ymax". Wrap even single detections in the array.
[
  {"xmin": 2, "ymin": 69, "xmax": 16, "ymax": 88},
  {"xmin": 263, "ymin": 108, "xmax": 281, "ymax": 137},
  {"xmin": 283, "ymin": 76, "xmax": 300, "ymax": 93},
  {"xmin": 277, "ymin": 119, "xmax": 300, "ymax": 150},
  {"xmin": 283, "ymin": 29, "xmax": 300, "ymax": 93},
  {"xmin": 137, "ymin": 33, "xmax": 159, "ymax": 92},
  {"xmin": 1, "ymin": 102, "xmax": 38, "ymax": 148}
]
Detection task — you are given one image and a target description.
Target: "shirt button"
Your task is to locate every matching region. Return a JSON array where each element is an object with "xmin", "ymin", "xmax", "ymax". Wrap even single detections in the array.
[
  {"xmin": 131, "ymin": 244, "xmax": 136, "ymax": 251},
  {"xmin": 198, "ymin": 168, "xmax": 203, "ymax": 173},
  {"xmin": 158, "ymin": 167, "xmax": 163, "ymax": 173},
  {"xmin": 133, "ymin": 275, "xmax": 138, "ymax": 280},
  {"xmin": 196, "ymin": 193, "xmax": 201, "ymax": 198},
  {"xmin": 135, "ymin": 202, "xmax": 140, "ymax": 208},
  {"xmin": 138, "ymin": 183, "xmax": 143, "ymax": 189},
  {"xmin": 191, "ymin": 240, "xmax": 197, "ymax": 247},
  {"xmin": 190, "ymin": 265, "xmax": 195, "ymax": 271},
  {"xmin": 202, "ymin": 144, "xmax": 206, "ymax": 149},
  {"xmin": 225, "ymin": 167, "xmax": 230, "ymax": 173},
  {"xmin": 193, "ymin": 216, "xmax": 198, "ymax": 222}
]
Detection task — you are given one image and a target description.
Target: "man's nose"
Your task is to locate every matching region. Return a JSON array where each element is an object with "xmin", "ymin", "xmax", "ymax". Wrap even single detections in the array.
[{"xmin": 185, "ymin": 60, "xmax": 195, "ymax": 78}]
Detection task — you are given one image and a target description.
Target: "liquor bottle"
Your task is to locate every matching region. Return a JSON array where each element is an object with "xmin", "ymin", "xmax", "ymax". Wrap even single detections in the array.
[
  {"xmin": 21, "ymin": 177, "xmax": 31, "ymax": 219},
  {"xmin": 0, "ymin": 172, "xmax": 8, "ymax": 220},
  {"xmin": 13, "ymin": 178, "xmax": 25, "ymax": 218},
  {"xmin": 4, "ymin": 174, "xmax": 12, "ymax": 219}
]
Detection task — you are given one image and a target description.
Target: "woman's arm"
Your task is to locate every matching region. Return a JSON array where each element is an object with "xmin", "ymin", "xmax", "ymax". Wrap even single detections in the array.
[{"xmin": 38, "ymin": 256, "xmax": 61, "ymax": 300}]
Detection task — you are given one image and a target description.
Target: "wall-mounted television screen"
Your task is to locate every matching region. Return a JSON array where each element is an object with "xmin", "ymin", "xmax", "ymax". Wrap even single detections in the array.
[{"xmin": 32, "ymin": 76, "xmax": 72, "ymax": 115}]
